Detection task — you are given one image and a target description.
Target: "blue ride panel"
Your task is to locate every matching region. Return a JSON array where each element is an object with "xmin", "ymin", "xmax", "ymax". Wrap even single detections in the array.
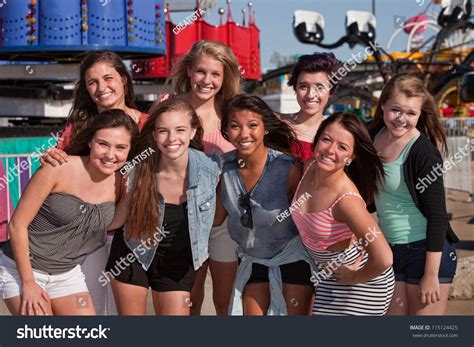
[
  {"xmin": 0, "ymin": 0, "xmax": 166, "ymax": 57},
  {"xmin": 127, "ymin": 0, "xmax": 165, "ymax": 52},
  {"xmin": 39, "ymin": 0, "xmax": 81, "ymax": 45},
  {"xmin": 88, "ymin": 0, "xmax": 126, "ymax": 46},
  {"xmin": 0, "ymin": 0, "xmax": 39, "ymax": 47}
]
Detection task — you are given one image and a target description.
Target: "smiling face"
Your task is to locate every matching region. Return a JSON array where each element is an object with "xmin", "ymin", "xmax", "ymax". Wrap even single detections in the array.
[
  {"xmin": 89, "ymin": 127, "xmax": 131, "ymax": 175},
  {"xmin": 313, "ymin": 122, "xmax": 355, "ymax": 172},
  {"xmin": 295, "ymin": 71, "xmax": 331, "ymax": 117},
  {"xmin": 85, "ymin": 62, "xmax": 127, "ymax": 112},
  {"xmin": 226, "ymin": 109, "xmax": 266, "ymax": 157},
  {"xmin": 153, "ymin": 110, "xmax": 197, "ymax": 161},
  {"xmin": 382, "ymin": 89, "xmax": 423, "ymax": 139},
  {"xmin": 187, "ymin": 54, "xmax": 224, "ymax": 101}
]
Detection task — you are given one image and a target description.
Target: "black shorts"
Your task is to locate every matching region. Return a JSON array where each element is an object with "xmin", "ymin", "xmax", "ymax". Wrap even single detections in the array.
[
  {"xmin": 246, "ymin": 260, "xmax": 312, "ymax": 286},
  {"xmin": 390, "ymin": 239, "xmax": 457, "ymax": 285},
  {"xmin": 106, "ymin": 228, "xmax": 197, "ymax": 292}
]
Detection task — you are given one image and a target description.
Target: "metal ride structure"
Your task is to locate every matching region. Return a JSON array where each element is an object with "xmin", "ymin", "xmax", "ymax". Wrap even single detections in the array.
[
  {"xmin": 293, "ymin": 0, "xmax": 473, "ymax": 120},
  {"xmin": 248, "ymin": 0, "xmax": 473, "ymax": 122}
]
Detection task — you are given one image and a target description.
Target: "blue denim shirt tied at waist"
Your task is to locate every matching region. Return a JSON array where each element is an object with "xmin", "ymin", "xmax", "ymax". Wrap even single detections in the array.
[{"xmin": 229, "ymin": 236, "xmax": 316, "ymax": 316}]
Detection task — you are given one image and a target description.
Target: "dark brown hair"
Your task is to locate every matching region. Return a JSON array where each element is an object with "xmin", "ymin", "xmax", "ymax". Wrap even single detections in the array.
[
  {"xmin": 221, "ymin": 94, "xmax": 299, "ymax": 156},
  {"xmin": 67, "ymin": 108, "xmax": 138, "ymax": 156},
  {"xmin": 127, "ymin": 99, "xmax": 203, "ymax": 240},
  {"xmin": 66, "ymin": 51, "xmax": 137, "ymax": 139},
  {"xmin": 287, "ymin": 52, "xmax": 343, "ymax": 95},
  {"xmin": 313, "ymin": 112, "xmax": 384, "ymax": 204},
  {"xmin": 370, "ymin": 73, "xmax": 447, "ymax": 154}
]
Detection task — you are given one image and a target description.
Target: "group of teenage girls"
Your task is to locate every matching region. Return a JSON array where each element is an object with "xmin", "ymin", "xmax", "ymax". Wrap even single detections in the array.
[{"xmin": 0, "ymin": 40, "xmax": 458, "ymax": 316}]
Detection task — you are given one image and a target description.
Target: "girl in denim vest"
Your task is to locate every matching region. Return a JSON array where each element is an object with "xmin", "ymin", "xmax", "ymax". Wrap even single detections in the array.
[
  {"xmin": 105, "ymin": 99, "xmax": 220, "ymax": 315},
  {"xmin": 214, "ymin": 94, "xmax": 314, "ymax": 315}
]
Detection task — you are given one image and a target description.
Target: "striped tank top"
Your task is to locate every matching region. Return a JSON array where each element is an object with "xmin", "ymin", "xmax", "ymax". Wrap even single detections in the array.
[
  {"xmin": 3, "ymin": 193, "xmax": 114, "ymax": 274},
  {"xmin": 291, "ymin": 160, "xmax": 365, "ymax": 251},
  {"xmin": 291, "ymin": 160, "xmax": 395, "ymax": 316}
]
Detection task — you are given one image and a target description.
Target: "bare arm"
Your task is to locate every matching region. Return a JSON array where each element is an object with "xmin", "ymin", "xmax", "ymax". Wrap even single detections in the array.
[
  {"xmin": 332, "ymin": 196, "xmax": 393, "ymax": 284},
  {"xmin": 418, "ymin": 252, "xmax": 443, "ymax": 305},
  {"xmin": 107, "ymin": 175, "xmax": 130, "ymax": 230},
  {"xmin": 8, "ymin": 165, "xmax": 61, "ymax": 315},
  {"xmin": 287, "ymin": 162, "xmax": 303, "ymax": 201}
]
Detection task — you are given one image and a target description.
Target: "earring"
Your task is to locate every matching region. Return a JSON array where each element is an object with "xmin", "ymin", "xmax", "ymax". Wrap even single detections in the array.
[
  {"xmin": 344, "ymin": 158, "xmax": 352, "ymax": 166},
  {"xmin": 264, "ymin": 130, "xmax": 269, "ymax": 135}
]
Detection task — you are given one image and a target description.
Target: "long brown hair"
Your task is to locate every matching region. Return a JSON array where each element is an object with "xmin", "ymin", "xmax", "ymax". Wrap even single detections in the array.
[
  {"xmin": 221, "ymin": 94, "xmax": 299, "ymax": 157},
  {"xmin": 370, "ymin": 73, "xmax": 447, "ymax": 154},
  {"xmin": 127, "ymin": 99, "xmax": 203, "ymax": 240},
  {"xmin": 313, "ymin": 112, "xmax": 385, "ymax": 205},
  {"xmin": 66, "ymin": 51, "xmax": 137, "ymax": 139},
  {"xmin": 173, "ymin": 40, "xmax": 241, "ymax": 100},
  {"xmin": 67, "ymin": 108, "xmax": 138, "ymax": 156}
]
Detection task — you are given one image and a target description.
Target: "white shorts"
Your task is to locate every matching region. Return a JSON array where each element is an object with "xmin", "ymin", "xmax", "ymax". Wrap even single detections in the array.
[
  {"xmin": 208, "ymin": 219, "xmax": 238, "ymax": 262},
  {"xmin": 0, "ymin": 253, "xmax": 88, "ymax": 300}
]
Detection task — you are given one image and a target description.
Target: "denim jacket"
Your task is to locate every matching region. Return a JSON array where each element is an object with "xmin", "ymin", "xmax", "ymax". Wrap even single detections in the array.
[{"xmin": 123, "ymin": 148, "xmax": 220, "ymax": 271}]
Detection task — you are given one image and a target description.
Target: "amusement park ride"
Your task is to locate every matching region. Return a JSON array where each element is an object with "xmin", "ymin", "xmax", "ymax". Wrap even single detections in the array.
[
  {"xmin": 290, "ymin": 0, "xmax": 474, "ymax": 119},
  {"xmin": 0, "ymin": 0, "xmax": 261, "ymax": 123},
  {"xmin": 0, "ymin": 0, "xmax": 472, "ymax": 123}
]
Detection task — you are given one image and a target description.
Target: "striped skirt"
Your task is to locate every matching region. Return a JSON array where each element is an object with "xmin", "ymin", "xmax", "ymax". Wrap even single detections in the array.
[{"xmin": 307, "ymin": 245, "xmax": 395, "ymax": 316}]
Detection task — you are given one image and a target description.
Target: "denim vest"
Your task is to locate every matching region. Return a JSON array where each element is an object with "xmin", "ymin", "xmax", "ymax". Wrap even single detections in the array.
[
  {"xmin": 221, "ymin": 148, "xmax": 299, "ymax": 258},
  {"xmin": 124, "ymin": 148, "xmax": 220, "ymax": 271}
]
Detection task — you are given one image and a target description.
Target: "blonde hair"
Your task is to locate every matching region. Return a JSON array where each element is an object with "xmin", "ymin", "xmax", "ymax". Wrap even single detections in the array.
[{"xmin": 173, "ymin": 40, "xmax": 241, "ymax": 100}]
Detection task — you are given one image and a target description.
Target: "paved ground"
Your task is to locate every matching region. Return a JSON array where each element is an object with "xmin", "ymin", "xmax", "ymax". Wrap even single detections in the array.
[{"xmin": 0, "ymin": 190, "xmax": 472, "ymax": 316}]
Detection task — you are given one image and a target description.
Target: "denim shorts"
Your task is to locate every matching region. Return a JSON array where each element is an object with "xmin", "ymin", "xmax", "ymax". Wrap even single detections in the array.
[{"xmin": 390, "ymin": 239, "xmax": 457, "ymax": 285}]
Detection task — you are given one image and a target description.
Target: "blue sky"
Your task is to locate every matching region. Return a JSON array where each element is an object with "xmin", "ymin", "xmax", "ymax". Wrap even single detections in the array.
[{"xmin": 172, "ymin": 0, "xmax": 442, "ymax": 71}]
